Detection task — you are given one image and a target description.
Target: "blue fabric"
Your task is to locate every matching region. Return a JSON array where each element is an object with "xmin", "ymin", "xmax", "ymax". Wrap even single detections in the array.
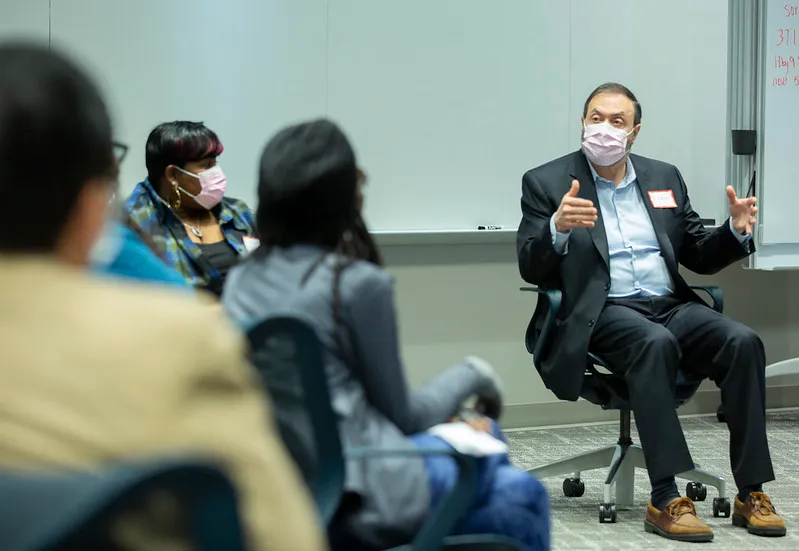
[
  {"xmin": 94, "ymin": 222, "xmax": 190, "ymax": 288},
  {"xmin": 586, "ymin": 158, "xmax": 674, "ymax": 298},
  {"xmin": 409, "ymin": 422, "xmax": 550, "ymax": 551}
]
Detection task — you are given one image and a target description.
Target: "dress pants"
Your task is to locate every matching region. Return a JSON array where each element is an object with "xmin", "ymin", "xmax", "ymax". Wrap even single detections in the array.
[{"xmin": 589, "ymin": 294, "xmax": 775, "ymax": 489}]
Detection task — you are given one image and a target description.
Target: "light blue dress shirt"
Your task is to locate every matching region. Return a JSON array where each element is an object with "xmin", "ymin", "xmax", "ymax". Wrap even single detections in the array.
[{"xmin": 549, "ymin": 157, "xmax": 750, "ymax": 298}]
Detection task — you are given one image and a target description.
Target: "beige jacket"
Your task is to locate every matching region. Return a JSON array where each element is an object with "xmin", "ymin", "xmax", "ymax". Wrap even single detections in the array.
[{"xmin": 0, "ymin": 258, "xmax": 326, "ymax": 551}]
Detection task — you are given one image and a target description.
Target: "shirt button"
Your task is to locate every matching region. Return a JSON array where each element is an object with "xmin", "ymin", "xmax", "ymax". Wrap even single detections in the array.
[
  {"xmin": 588, "ymin": 319, "xmax": 595, "ymax": 328},
  {"xmin": 635, "ymin": 281, "xmax": 640, "ymax": 287}
]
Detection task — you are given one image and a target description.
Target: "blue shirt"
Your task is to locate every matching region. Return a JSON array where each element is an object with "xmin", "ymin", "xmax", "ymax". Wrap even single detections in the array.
[
  {"xmin": 550, "ymin": 157, "xmax": 750, "ymax": 298},
  {"xmin": 92, "ymin": 221, "xmax": 190, "ymax": 288}
]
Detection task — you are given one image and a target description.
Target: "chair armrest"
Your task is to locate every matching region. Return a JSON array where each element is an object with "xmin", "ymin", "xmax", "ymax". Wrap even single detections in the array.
[
  {"xmin": 689, "ymin": 285, "xmax": 724, "ymax": 314},
  {"xmin": 346, "ymin": 447, "xmax": 477, "ymax": 551},
  {"xmin": 520, "ymin": 286, "xmax": 562, "ymax": 368}
]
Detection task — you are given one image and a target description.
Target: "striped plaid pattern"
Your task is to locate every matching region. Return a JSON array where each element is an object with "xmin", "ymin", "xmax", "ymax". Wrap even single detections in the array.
[{"xmin": 124, "ymin": 179, "xmax": 257, "ymax": 290}]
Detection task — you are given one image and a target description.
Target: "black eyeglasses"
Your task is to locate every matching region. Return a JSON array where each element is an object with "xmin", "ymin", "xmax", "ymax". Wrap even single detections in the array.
[{"xmin": 113, "ymin": 141, "xmax": 129, "ymax": 164}]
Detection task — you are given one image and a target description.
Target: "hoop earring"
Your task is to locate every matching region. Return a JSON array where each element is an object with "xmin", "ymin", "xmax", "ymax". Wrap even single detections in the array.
[{"xmin": 171, "ymin": 182, "xmax": 181, "ymax": 210}]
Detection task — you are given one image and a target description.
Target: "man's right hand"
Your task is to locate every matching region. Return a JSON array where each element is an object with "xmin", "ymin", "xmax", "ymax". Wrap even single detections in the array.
[{"xmin": 553, "ymin": 180, "xmax": 598, "ymax": 233}]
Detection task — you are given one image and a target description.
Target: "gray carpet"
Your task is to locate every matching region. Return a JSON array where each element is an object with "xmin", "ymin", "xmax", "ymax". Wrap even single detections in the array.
[{"xmin": 506, "ymin": 410, "xmax": 799, "ymax": 550}]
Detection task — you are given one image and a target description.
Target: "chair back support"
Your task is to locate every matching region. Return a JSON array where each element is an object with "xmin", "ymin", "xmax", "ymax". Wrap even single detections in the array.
[
  {"xmin": 246, "ymin": 316, "xmax": 345, "ymax": 525},
  {"xmin": 0, "ymin": 459, "xmax": 245, "ymax": 551}
]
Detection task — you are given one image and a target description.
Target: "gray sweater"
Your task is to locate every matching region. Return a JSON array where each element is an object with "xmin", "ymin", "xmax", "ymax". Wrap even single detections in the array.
[{"xmin": 222, "ymin": 245, "xmax": 490, "ymax": 547}]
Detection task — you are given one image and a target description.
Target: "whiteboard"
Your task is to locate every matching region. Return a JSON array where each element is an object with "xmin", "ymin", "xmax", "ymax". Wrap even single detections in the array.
[
  {"xmin": 49, "ymin": 0, "xmax": 327, "ymax": 202},
  {"xmin": 330, "ymin": 0, "xmax": 729, "ymax": 232},
  {"xmin": 42, "ymin": 0, "xmax": 730, "ymax": 234},
  {"xmin": 327, "ymin": 0, "xmax": 571, "ymax": 233},
  {"xmin": 758, "ymin": 0, "xmax": 799, "ymax": 246},
  {"xmin": 0, "ymin": 1, "xmax": 48, "ymax": 41}
]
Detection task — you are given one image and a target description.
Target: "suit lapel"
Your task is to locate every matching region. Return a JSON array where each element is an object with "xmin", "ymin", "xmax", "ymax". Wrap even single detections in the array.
[
  {"xmin": 568, "ymin": 153, "xmax": 609, "ymax": 270},
  {"xmin": 633, "ymin": 158, "xmax": 678, "ymax": 271}
]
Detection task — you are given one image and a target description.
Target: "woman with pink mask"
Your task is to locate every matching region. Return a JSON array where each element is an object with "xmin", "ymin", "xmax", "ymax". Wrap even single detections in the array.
[{"xmin": 125, "ymin": 121, "xmax": 258, "ymax": 296}]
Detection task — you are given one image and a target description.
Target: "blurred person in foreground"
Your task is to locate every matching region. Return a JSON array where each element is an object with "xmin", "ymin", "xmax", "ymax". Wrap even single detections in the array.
[
  {"xmin": 223, "ymin": 119, "xmax": 550, "ymax": 550},
  {"xmin": 0, "ymin": 42, "xmax": 324, "ymax": 551}
]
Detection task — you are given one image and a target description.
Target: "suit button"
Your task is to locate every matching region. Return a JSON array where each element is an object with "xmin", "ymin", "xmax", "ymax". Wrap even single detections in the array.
[
  {"xmin": 604, "ymin": 283, "xmax": 610, "ymax": 291},
  {"xmin": 588, "ymin": 319, "xmax": 595, "ymax": 327}
]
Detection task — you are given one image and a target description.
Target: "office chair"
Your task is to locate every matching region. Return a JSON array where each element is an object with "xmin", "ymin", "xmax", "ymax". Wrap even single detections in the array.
[
  {"xmin": 0, "ymin": 458, "xmax": 246, "ymax": 551},
  {"xmin": 521, "ymin": 285, "xmax": 731, "ymax": 524},
  {"xmin": 247, "ymin": 316, "xmax": 524, "ymax": 551}
]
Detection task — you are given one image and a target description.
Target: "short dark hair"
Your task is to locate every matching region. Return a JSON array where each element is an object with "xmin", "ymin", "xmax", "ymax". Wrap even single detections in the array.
[
  {"xmin": 583, "ymin": 82, "xmax": 642, "ymax": 125},
  {"xmin": 145, "ymin": 121, "xmax": 224, "ymax": 183},
  {"xmin": 0, "ymin": 42, "xmax": 114, "ymax": 252}
]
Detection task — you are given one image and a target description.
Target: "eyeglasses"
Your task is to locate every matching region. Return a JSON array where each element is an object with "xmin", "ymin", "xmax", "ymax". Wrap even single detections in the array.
[{"xmin": 113, "ymin": 141, "xmax": 129, "ymax": 164}]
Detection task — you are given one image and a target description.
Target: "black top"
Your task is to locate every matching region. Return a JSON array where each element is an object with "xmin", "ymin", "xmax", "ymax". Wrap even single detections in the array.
[{"xmin": 197, "ymin": 240, "xmax": 238, "ymax": 296}]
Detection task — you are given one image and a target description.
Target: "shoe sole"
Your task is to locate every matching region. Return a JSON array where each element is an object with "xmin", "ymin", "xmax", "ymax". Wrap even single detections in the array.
[
  {"xmin": 732, "ymin": 513, "xmax": 787, "ymax": 537},
  {"xmin": 645, "ymin": 520, "xmax": 714, "ymax": 542}
]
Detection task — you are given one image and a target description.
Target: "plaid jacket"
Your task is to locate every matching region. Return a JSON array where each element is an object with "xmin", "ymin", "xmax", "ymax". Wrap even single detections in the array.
[{"xmin": 124, "ymin": 179, "xmax": 257, "ymax": 292}]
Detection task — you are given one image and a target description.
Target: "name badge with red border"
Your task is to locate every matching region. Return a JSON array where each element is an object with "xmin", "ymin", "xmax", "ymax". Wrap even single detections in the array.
[{"xmin": 648, "ymin": 190, "xmax": 678, "ymax": 209}]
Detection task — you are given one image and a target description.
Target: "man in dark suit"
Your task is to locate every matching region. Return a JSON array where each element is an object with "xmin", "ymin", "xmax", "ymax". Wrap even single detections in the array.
[{"xmin": 516, "ymin": 82, "xmax": 785, "ymax": 542}]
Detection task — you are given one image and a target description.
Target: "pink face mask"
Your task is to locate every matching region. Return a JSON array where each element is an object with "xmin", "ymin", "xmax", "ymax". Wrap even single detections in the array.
[
  {"xmin": 581, "ymin": 122, "xmax": 633, "ymax": 167},
  {"xmin": 176, "ymin": 165, "xmax": 227, "ymax": 209}
]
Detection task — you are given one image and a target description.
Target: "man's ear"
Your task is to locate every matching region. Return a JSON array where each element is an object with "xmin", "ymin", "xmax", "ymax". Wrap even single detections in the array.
[{"xmin": 630, "ymin": 123, "xmax": 642, "ymax": 143}]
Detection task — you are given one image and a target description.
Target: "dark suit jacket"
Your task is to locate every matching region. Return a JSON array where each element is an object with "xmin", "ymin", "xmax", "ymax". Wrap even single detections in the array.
[{"xmin": 516, "ymin": 150, "xmax": 752, "ymax": 401}]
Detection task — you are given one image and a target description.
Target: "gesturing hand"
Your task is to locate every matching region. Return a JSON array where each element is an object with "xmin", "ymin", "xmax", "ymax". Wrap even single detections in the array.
[
  {"xmin": 726, "ymin": 185, "xmax": 757, "ymax": 235},
  {"xmin": 553, "ymin": 180, "xmax": 598, "ymax": 233}
]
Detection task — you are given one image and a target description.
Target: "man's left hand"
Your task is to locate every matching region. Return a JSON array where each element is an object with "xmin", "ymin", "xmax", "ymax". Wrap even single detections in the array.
[{"xmin": 726, "ymin": 185, "xmax": 757, "ymax": 235}]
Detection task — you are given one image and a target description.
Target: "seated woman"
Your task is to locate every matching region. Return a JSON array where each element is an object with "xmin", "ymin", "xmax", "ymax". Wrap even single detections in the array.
[
  {"xmin": 124, "ymin": 121, "xmax": 258, "ymax": 297},
  {"xmin": 222, "ymin": 120, "xmax": 550, "ymax": 551}
]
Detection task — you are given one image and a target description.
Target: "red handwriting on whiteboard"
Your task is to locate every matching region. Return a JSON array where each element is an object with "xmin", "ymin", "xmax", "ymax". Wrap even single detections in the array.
[
  {"xmin": 786, "ymin": 4, "xmax": 798, "ymax": 17},
  {"xmin": 777, "ymin": 28, "xmax": 797, "ymax": 45},
  {"xmin": 775, "ymin": 54, "xmax": 797, "ymax": 74}
]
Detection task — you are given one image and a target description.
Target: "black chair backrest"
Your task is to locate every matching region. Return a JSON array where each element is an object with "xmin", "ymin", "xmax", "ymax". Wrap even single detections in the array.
[
  {"xmin": 0, "ymin": 459, "xmax": 245, "ymax": 551},
  {"xmin": 246, "ymin": 316, "xmax": 346, "ymax": 525}
]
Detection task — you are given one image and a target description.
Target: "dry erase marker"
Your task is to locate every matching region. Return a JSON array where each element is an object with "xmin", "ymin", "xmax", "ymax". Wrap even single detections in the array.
[{"xmin": 477, "ymin": 225, "xmax": 504, "ymax": 230}]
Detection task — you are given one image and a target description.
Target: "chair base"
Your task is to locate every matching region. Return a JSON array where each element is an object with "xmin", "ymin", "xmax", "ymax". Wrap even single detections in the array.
[{"xmin": 525, "ymin": 419, "xmax": 729, "ymax": 523}]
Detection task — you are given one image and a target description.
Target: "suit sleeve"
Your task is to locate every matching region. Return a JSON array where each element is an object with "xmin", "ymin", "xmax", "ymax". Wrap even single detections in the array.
[
  {"xmin": 517, "ymin": 171, "xmax": 563, "ymax": 284},
  {"xmin": 347, "ymin": 273, "xmax": 487, "ymax": 435},
  {"xmin": 675, "ymin": 166, "xmax": 752, "ymax": 275},
  {"xmin": 174, "ymin": 324, "xmax": 327, "ymax": 551}
]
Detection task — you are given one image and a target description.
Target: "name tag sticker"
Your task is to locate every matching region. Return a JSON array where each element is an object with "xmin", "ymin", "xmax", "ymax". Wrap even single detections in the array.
[
  {"xmin": 242, "ymin": 236, "xmax": 261, "ymax": 253},
  {"xmin": 648, "ymin": 190, "xmax": 678, "ymax": 209}
]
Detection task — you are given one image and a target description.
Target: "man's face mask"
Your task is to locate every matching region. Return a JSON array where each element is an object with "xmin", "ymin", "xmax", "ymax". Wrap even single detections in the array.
[{"xmin": 581, "ymin": 122, "xmax": 634, "ymax": 167}]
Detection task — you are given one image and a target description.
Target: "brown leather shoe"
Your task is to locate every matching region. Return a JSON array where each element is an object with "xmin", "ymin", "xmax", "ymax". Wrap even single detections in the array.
[
  {"xmin": 644, "ymin": 497, "xmax": 714, "ymax": 542},
  {"xmin": 733, "ymin": 492, "xmax": 786, "ymax": 537}
]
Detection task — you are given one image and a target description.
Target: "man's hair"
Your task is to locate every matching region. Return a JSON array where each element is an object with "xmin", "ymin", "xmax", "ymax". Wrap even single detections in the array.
[
  {"xmin": 583, "ymin": 82, "xmax": 642, "ymax": 126},
  {"xmin": 145, "ymin": 121, "xmax": 224, "ymax": 184},
  {"xmin": 0, "ymin": 42, "xmax": 114, "ymax": 252}
]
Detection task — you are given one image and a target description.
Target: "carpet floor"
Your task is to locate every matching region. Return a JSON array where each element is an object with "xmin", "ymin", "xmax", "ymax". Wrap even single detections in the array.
[{"xmin": 506, "ymin": 410, "xmax": 799, "ymax": 550}]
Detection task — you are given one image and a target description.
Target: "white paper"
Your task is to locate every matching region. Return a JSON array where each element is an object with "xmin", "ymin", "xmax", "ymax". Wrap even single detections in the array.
[
  {"xmin": 427, "ymin": 422, "xmax": 508, "ymax": 457},
  {"xmin": 242, "ymin": 236, "xmax": 261, "ymax": 253}
]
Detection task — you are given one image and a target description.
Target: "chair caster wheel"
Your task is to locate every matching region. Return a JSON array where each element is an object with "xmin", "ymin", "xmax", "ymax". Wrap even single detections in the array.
[
  {"xmin": 686, "ymin": 482, "xmax": 707, "ymax": 502},
  {"xmin": 713, "ymin": 497, "xmax": 731, "ymax": 518},
  {"xmin": 598, "ymin": 503, "xmax": 617, "ymax": 523},
  {"xmin": 716, "ymin": 404, "xmax": 726, "ymax": 423},
  {"xmin": 563, "ymin": 477, "xmax": 585, "ymax": 498}
]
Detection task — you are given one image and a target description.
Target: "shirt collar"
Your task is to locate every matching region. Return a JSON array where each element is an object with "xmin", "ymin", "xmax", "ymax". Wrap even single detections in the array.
[{"xmin": 588, "ymin": 156, "xmax": 637, "ymax": 188}]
